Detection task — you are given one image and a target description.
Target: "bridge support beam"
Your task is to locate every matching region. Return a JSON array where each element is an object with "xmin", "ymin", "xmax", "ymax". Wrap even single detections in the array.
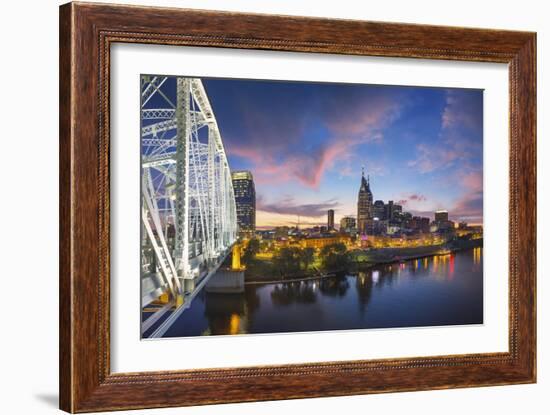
[
  {"xmin": 141, "ymin": 76, "xmax": 239, "ymax": 319},
  {"xmin": 174, "ymin": 78, "xmax": 191, "ymax": 287},
  {"xmin": 232, "ymin": 244, "xmax": 243, "ymax": 270}
]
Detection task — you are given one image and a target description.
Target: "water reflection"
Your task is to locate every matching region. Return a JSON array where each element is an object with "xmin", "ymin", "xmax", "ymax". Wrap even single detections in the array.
[
  {"xmin": 473, "ymin": 247, "xmax": 482, "ymax": 265},
  {"xmin": 355, "ymin": 271, "xmax": 373, "ymax": 312},
  {"xmin": 271, "ymin": 282, "xmax": 318, "ymax": 306},
  {"xmin": 162, "ymin": 247, "xmax": 483, "ymax": 337},
  {"xmin": 203, "ymin": 292, "xmax": 247, "ymax": 335},
  {"xmin": 319, "ymin": 276, "xmax": 350, "ymax": 297}
]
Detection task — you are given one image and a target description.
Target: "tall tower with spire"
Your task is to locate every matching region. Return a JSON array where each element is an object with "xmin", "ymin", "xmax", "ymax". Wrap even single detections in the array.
[{"xmin": 357, "ymin": 166, "xmax": 374, "ymax": 235}]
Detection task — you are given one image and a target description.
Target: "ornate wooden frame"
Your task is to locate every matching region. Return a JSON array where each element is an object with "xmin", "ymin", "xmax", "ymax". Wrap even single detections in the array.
[{"xmin": 59, "ymin": 2, "xmax": 536, "ymax": 412}]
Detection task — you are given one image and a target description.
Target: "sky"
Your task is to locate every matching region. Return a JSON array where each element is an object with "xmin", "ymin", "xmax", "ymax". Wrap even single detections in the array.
[{"xmin": 149, "ymin": 77, "xmax": 483, "ymax": 229}]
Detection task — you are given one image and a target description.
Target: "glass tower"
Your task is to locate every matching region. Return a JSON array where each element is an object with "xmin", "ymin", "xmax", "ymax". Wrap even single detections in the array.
[{"xmin": 231, "ymin": 171, "xmax": 256, "ymax": 236}]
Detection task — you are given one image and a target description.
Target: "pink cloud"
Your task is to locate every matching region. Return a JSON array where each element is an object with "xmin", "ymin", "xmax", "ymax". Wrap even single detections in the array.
[
  {"xmin": 447, "ymin": 170, "xmax": 483, "ymax": 222},
  {"xmin": 227, "ymin": 95, "xmax": 401, "ymax": 189},
  {"xmin": 257, "ymin": 195, "xmax": 339, "ymax": 218},
  {"xmin": 409, "ymin": 193, "xmax": 427, "ymax": 202},
  {"xmin": 407, "ymin": 143, "xmax": 465, "ymax": 173},
  {"xmin": 450, "ymin": 193, "xmax": 483, "ymax": 223},
  {"xmin": 461, "ymin": 170, "xmax": 483, "ymax": 192},
  {"xmin": 228, "ymin": 145, "xmax": 324, "ymax": 188},
  {"xmin": 229, "ymin": 138, "xmax": 353, "ymax": 188},
  {"xmin": 324, "ymin": 96, "xmax": 402, "ymax": 137},
  {"xmin": 395, "ymin": 193, "xmax": 430, "ymax": 213}
]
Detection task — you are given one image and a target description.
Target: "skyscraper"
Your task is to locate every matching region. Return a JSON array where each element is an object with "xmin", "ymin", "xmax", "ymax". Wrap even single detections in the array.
[
  {"xmin": 373, "ymin": 200, "xmax": 385, "ymax": 220},
  {"xmin": 327, "ymin": 209, "xmax": 335, "ymax": 230},
  {"xmin": 385, "ymin": 200, "xmax": 394, "ymax": 221},
  {"xmin": 340, "ymin": 216, "xmax": 357, "ymax": 233},
  {"xmin": 357, "ymin": 168, "xmax": 374, "ymax": 235},
  {"xmin": 435, "ymin": 210, "xmax": 449, "ymax": 224},
  {"xmin": 231, "ymin": 171, "xmax": 256, "ymax": 236}
]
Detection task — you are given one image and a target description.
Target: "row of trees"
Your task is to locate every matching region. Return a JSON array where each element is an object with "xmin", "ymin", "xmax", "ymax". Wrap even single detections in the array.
[
  {"xmin": 272, "ymin": 246, "xmax": 315, "ymax": 275},
  {"xmin": 242, "ymin": 238, "xmax": 260, "ymax": 265},
  {"xmin": 240, "ymin": 238, "xmax": 351, "ymax": 277},
  {"xmin": 318, "ymin": 243, "xmax": 350, "ymax": 271},
  {"xmin": 272, "ymin": 242, "xmax": 350, "ymax": 275}
]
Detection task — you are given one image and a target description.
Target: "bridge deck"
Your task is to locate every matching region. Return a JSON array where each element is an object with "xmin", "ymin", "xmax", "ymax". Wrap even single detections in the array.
[{"xmin": 142, "ymin": 245, "xmax": 233, "ymax": 338}]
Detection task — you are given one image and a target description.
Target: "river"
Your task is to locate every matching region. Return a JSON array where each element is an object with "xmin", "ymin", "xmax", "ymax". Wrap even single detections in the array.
[{"xmin": 161, "ymin": 247, "xmax": 483, "ymax": 337}]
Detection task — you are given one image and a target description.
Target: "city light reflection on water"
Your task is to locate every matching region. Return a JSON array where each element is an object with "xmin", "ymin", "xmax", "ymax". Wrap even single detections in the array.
[
  {"xmin": 162, "ymin": 247, "xmax": 484, "ymax": 338},
  {"xmin": 228, "ymin": 313, "xmax": 241, "ymax": 335},
  {"xmin": 473, "ymin": 246, "xmax": 482, "ymax": 265}
]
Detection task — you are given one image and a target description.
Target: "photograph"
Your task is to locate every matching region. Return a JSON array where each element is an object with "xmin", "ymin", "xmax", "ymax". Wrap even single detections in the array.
[{"xmin": 140, "ymin": 75, "xmax": 484, "ymax": 339}]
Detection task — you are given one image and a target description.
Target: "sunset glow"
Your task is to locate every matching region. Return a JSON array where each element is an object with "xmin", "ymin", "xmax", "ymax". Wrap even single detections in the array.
[{"xmin": 203, "ymin": 79, "xmax": 483, "ymax": 227}]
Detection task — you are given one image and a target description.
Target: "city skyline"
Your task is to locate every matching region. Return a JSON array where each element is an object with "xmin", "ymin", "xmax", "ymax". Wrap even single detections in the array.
[
  {"xmin": 203, "ymin": 78, "xmax": 483, "ymax": 228},
  {"xmin": 140, "ymin": 75, "xmax": 484, "ymax": 339},
  {"xmin": 231, "ymin": 167, "xmax": 465, "ymax": 232}
]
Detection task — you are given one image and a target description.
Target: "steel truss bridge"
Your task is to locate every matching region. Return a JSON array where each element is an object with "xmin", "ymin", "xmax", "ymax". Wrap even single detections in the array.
[{"xmin": 141, "ymin": 76, "xmax": 238, "ymax": 337}]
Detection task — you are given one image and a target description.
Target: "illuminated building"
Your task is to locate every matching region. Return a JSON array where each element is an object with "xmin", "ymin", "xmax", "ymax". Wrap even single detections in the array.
[
  {"xmin": 393, "ymin": 204, "xmax": 403, "ymax": 216},
  {"xmin": 340, "ymin": 216, "xmax": 357, "ymax": 234},
  {"xmin": 386, "ymin": 225, "xmax": 401, "ymax": 235},
  {"xmin": 384, "ymin": 200, "xmax": 393, "ymax": 221},
  {"xmin": 394, "ymin": 210, "xmax": 408, "ymax": 226},
  {"xmin": 420, "ymin": 217, "xmax": 430, "ymax": 233},
  {"xmin": 373, "ymin": 200, "xmax": 385, "ymax": 220},
  {"xmin": 372, "ymin": 217, "xmax": 387, "ymax": 235},
  {"xmin": 299, "ymin": 235, "xmax": 351, "ymax": 249},
  {"xmin": 433, "ymin": 210, "xmax": 455, "ymax": 233},
  {"xmin": 435, "ymin": 210, "xmax": 449, "ymax": 224},
  {"xmin": 408, "ymin": 216, "xmax": 430, "ymax": 233},
  {"xmin": 438, "ymin": 220, "xmax": 455, "ymax": 232},
  {"xmin": 357, "ymin": 168, "xmax": 374, "ymax": 235},
  {"xmin": 231, "ymin": 171, "xmax": 256, "ymax": 236},
  {"xmin": 327, "ymin": 209, "xmax": 335, "ymax": 230}
]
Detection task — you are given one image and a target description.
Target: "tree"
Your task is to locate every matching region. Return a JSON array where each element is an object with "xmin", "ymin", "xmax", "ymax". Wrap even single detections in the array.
[
  {"xmin": 300, "ymin": 247, "xmax": 315, "ymax": 271},
  {"xmin": 273, "ymin": 247, "xmax": 302, "ymax": 275},
  {"xmin": 319, "ymin": 243, "xmax": 350, "ymax": 271},
  {"xmin": 242, "ymin": 238, "xmax": 260, "ymax": 265}
]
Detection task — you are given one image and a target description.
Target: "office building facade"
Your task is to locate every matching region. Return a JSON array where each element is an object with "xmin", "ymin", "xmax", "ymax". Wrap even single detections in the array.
[
  {"xmin": 327, "ymin": 209, "xmax": 335, "ymax": 230},
  {"xmin": 357, "ymin": 169, "xmax": 374, "ymax": 235},
  {"xmin": 231, "ymin": 170, "xmax": 256, "ymax": 236}
]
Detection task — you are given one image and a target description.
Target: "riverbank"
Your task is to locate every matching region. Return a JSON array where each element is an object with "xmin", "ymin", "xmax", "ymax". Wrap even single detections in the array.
[
  {"xmin": 245, "ymin": 270, "xmax": 337, "ymax": 285},
  {"xmin": 244, "ymin": 238, "xmax": 482, "ymax": 284}
]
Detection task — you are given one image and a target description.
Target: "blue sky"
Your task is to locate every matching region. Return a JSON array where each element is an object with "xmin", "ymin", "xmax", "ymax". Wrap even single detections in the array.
[{"xmin": 144, "ymin": 76, "xmax": 483, "ymax": 228}]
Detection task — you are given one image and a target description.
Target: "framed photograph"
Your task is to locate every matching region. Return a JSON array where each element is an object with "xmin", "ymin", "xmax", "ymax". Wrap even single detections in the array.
[{"xmin": 59, "ymin": 2, "xmax": 536, "ymax": 412}]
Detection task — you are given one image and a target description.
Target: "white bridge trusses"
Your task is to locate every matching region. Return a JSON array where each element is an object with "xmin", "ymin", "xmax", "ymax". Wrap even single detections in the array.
[{"xmin": 141, "ymin": 76, "xmax": 237, "ymax": 305}]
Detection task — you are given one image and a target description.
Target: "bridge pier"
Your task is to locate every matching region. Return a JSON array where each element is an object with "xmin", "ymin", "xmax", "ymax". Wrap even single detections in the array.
[
  {"xmin": 205, "ymin": 269, "xmax": 244, "ymax": 294},
  {"xmin": 205, "ymin": 244, "xmax": 245, "ymax": 294},
  {"xmin": 232, "ymin": 243, "xmax": 242, "ymax": 270}
]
